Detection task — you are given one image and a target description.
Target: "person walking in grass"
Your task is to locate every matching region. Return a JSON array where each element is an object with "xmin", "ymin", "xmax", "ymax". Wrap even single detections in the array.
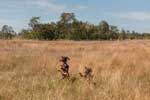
[{"xmin": 58, "ymin": 56, "xmax": 70, "ymax": 79}]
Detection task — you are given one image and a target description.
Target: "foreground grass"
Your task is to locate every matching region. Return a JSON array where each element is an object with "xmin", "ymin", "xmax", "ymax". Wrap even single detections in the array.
[{"xmin": 0, "ymin": 40, "xmax": 150, "ymax": 100}]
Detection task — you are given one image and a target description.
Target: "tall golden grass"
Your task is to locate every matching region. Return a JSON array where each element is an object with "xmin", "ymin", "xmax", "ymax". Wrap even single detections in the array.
[{"xmin": 0, "ymin": 40, "xmax": 150, "ymax": 100}]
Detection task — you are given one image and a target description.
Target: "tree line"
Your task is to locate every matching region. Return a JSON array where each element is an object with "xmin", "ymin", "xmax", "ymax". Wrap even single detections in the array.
[
  {"xmin": 0, "ymin": 25, "xmax": 16, "ymax": 39},
  {"xmin": 1, "ymin": 12, "xmax": 150, "ymax": 40}
]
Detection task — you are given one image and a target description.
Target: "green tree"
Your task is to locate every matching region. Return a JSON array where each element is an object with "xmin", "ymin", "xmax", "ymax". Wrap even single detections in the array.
[
  {"xmin": 57, "ymin": 12, "xmax": 76, "ymax": 39},
  {"xmin": 0, "ymin": 25, "xmax": 16, "ymax": 39},
  {"xmin": 33, "ymin": 23, "xmax": 56, "ymax": 40},
  {"xmin": 99, "ymin": 20, "xmax": 109, "ymax": 34},
  {"xmin": 28, "ymin": 16, "xmax": 41, "ymax": 29},
  {"xmin": 108, "ymin": 25, "xmax": 119, "ymax": 40},
  {"xmin": 19, "ymin": 29, "xmax": 30, "ymax": 39},
  {"xmin": 119, "ymin": 29, "xmax": 127, "ymax": 40},
  {"xmin": 70, "ymin": 21, "xmax": 95, "ymax": 40}
]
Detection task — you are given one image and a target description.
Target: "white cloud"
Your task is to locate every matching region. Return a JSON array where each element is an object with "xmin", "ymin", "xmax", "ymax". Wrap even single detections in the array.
[
  {"xmin": 70, "ymin": 5, "xmax": 87, "ymax": 10},
  {"xmin": 118, "ymin": 12, "xmax": 150, "ymax": 21},
  {"xmin": 30, "ymin": 0, "xmax": 66, "ymax": 12},
  {"xmin": 29, "ymin": 0, "xmax": 87, "ymax": 13}
]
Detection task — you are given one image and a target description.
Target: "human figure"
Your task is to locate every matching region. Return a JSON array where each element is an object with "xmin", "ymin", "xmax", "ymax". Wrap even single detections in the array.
[
  {"xmin": 79, "ymin": 67, "xmax": 93, "ymax": 80},
  {"xmin": 58, "ymin": 56, "xmax": 70, "ymax": 79}
]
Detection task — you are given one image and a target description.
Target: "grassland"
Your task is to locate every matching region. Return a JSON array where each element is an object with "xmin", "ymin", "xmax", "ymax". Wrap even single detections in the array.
[{"xmin": 0, "ymin": 40, "xmax": 150, "ymax": 100}]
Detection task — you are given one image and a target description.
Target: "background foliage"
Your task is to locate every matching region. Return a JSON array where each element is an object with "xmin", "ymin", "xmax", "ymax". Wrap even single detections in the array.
[{"xmin": 1, "ymin": 12, "xmax": 150, "ymax": 40}]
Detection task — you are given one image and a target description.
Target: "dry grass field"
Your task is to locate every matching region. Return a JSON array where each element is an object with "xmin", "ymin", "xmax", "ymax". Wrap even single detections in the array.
[{"xmin": 0, "ymin": 39, "xmax": 150, "ymax": 100}]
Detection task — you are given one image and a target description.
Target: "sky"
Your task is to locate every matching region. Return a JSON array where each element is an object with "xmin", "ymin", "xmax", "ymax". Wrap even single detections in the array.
[{"xmin": 0, "ymin": 0, "xmax": 150, "ymax": 33}]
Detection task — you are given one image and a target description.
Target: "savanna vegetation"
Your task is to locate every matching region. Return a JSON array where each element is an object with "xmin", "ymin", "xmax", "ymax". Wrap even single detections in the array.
[
  {"xmin": 0, "ymin": 40, "xmax": 150, "ymax": 100},
  {"xmin": 0, "ymin": 12, "xmax": 150, "ymax": 40},
  {"xmin": 0, "ymin": 12, "xmax": 150, "ymax": 100}
]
